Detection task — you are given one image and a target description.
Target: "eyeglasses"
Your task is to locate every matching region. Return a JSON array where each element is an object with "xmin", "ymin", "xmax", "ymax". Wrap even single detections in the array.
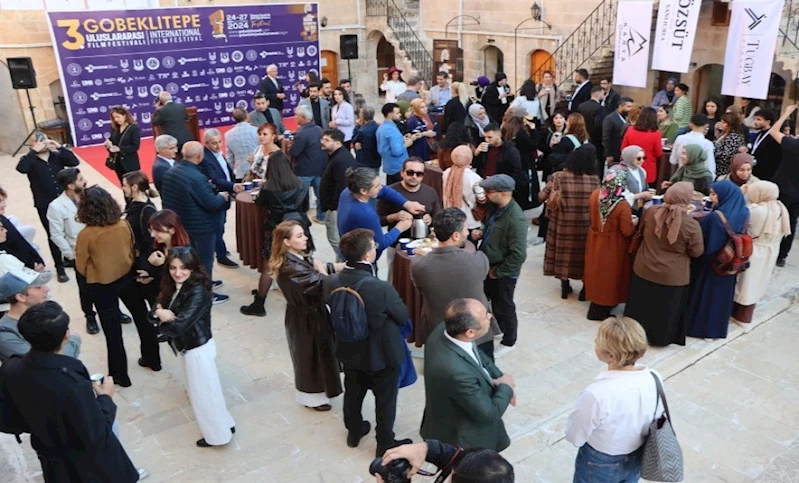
[
  {"xmin": 405, "ymin": 170, "xmax": 425, "ymax": 177},
  {"xmin": 372, "ymin": 242, "xmax": 380, "ymax": 251}
]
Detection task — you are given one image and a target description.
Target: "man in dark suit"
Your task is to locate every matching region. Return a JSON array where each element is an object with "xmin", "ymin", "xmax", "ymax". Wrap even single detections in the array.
[
  {"xmin": 411, "ymin": 208, "xmax": 499, "ymax": 358},
  {"xmin": 0, "ymin": 302, "xmax": 140, "ymax": 482},
  {"xmin": 751, "ymin": 108, "xmax": 782, "ymax": 181},
  {"xmin": 16, "ymin": 134, "xmax": 80, "ymax": 283},
  {"xmin": 320, "ymin": 128, "xmax": 357, "ymax": 255},
  {"xmin": 352, "ymin": 106, "xmax": 381, "ymax": 169},
  {"xmin": 161, "ymin": 141, "xmax": 229, "ymax": 304},
  {"xmin": 421, "ymin": 298, "xmax": 515, "ymax": 452},
  {"xmin": 151, "ymin": 134, "xmax": 178, "ymax": 193},
  {"xmin": 321, "ymin": 228, "xmax": 411, "ymax": 457},
  {"xmin": 578, "ymin": 86, "xmax": 607, "ymax": 170},
  {"xmin": 599, "ymin": 77, "xmax": 621, "ymax": 113},
  {"xmin": 568, "ymin": 68, "xmax": 593, "ymax": 112},
  {"xmin": 259, "ymin": 64, "xmax": 286, "ymax": 113},
  {"xmin": 290, "ymin": 104, "xmax": 328, "ymax": 223},
  {"xmin": 602, "ymin": 96, "xmax": 633, "ymax": 166},
  {"xmin": 200, "ymin": 129, "xmax": 243, "ymax": 268},
  {"xmin": 152, "ymin": 92, "xmax": 193, "ymax": 153}
]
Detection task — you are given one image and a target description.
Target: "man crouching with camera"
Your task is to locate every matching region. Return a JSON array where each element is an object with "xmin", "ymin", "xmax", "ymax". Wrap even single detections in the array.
[{"xmin": 371, "ymin": 439, "xmax": 514, "ymax": 483}]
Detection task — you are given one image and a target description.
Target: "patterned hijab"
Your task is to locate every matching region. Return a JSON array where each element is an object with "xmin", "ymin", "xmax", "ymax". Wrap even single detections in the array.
[
  {"xmin": 747, "ymin": 181, "xmax": 790, "ymax": 237},
  {"xmin": 599, "ymin": 168, "xmax": 628, "ymax": 229},
  {"xmin": 443, "ymin": 145, "xmax": 474, "ymax": 210}
]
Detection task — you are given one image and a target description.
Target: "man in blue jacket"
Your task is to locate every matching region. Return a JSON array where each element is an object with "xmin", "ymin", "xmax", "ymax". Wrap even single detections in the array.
[
  {"xmin": 200, "ymin": 129, "xmax": 243, "ymax": 269},
  {"xmin": 352, "ymin": 106, "xmax": 380, "ymax": 169},
  {"xmin": 376, "ymin": 103, "xmax": 418, "ymax": 185},
  {"xmin": 161, "ymin": 141, "xmax": 229, "ymax": 304}
]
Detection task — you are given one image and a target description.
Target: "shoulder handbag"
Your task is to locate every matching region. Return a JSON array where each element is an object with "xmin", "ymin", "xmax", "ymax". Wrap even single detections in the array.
[
  {"xmin": 545, "ymin": 172, "xmax": 563, "ymax": 217},
  {"xmin": 105, "ymin": 128, "xmax": 128, "ymax": 170},
  {"xmin": 641, "ymin": 372, "xmax": 684, "ymax": 482},
  {"xmin": 712, "ymin": 210, "xmax": 752, "ymax": 276},
  {"xmin": 629, "ymin": 211, "xmax": 646, "ymax": 255}
]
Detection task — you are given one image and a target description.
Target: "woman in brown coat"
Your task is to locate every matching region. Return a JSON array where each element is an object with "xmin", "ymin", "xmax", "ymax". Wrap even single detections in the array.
[
  {"xmin": 584, "ymin": 168, "xmax": 636, "ymax": 320},
  {"xmin": 541, "ymin": 144, "xmax": 600, "ymax": 299},
  {"xmin": 624, "ymin": 182, "xmax": 704, "ymax": 346},
  {"xmin": 269, "ymin": 220, "xmax": 343, "ymax": 410}
]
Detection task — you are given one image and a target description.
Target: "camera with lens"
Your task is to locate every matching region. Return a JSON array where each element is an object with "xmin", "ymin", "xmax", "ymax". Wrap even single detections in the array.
[{"xmin": 369, "ymin": 457, "xmax": 413, "ymax": 483}]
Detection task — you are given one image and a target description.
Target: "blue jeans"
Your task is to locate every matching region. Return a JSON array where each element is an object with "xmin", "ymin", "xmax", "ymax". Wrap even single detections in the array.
[
  {"xmin": 573, "ymin": 444, "xmax": 642, "ymax": 483},
  {"xmin": 190, "ymin": 231, "xmax": 216, "ymax": 281},
  {"xmin": 215, "ymin": 210, "xmax": 228, "ymax": 259},
  {"xmin": 299, "ymin": 175, "xmax": 324, "ymax": 221}
]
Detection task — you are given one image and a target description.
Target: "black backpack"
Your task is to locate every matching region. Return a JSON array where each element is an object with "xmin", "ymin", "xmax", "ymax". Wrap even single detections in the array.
[{"xmin": 327, "ymin": 276, "xmax": 371, "ymax": 343}]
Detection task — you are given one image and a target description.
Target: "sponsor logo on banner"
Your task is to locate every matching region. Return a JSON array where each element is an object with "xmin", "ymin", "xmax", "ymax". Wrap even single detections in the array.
[
  {"xmin": 722, "ymin": 0, "xmax": 782, "ymax": 99},
  {"xmin": 613, "ymin": 0, "xmax": 653, "ymax": 88},
  {"xmin": 651, "ymin": 0, "xmax": 701, "ymax": 73}
]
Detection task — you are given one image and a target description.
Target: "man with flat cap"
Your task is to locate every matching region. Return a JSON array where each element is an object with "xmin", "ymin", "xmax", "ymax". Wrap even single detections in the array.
[{"xmin": 472, "ymin": 174, "xmax": 528, "ymax": 358}]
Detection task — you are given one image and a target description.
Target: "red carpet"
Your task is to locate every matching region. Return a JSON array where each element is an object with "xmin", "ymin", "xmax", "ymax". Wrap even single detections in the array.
[{"xmin": 75, "ymin": 117, "xmax": 297, "ymax": 186}]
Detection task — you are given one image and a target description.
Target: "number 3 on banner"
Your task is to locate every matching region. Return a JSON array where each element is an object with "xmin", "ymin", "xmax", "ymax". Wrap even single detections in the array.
[{"xmin": 56, "ymin": 19, "xmax": 85, "ymax": 51}]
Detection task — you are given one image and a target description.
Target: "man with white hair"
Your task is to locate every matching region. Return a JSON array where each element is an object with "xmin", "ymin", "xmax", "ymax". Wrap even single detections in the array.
[
  {"xmin": 201, "ymin": 129, "xmax": 242, "ymax": 268},
  {"xmin": 259, "ymin": 64, "xmax": 286, "ymax": 113},
  {"xmin": 289, "ymin": 104, "xmax": 327, "ymax": 223},
  {"xmin": 161, "ymin": 141, "xmax": 230, "ymax": 304},
  {"xmin": 152, "ymin": 91, "xmax": 193, "ymax": 154},
  {"xmin": 151, "ymin": 134, "xmax": 178, "ymax": 192}
]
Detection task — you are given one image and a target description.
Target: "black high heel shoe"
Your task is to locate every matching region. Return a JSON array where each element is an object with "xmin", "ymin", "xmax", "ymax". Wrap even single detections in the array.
[
  {"xmin": 578, "ymin": 287, "xmax": 586, "ymax": 302},
  {"xmin": 561, "ymin": 280, "xmax": 573, "ymax": 299}
]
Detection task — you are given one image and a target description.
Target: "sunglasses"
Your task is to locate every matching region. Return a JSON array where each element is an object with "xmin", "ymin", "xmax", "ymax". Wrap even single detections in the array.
[
  {"xmin": 405, "ymin": 170, "xmax": 425, "ymax": 177},
  {"xmin": 635, "ymin": 156, "xmax": 645, "ymax": 160}
]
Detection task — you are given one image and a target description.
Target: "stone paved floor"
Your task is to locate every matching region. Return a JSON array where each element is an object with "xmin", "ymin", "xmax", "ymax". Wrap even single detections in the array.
[{"xmin": 1, "ymin": 153, "xmax": 799, "ymax": 482}]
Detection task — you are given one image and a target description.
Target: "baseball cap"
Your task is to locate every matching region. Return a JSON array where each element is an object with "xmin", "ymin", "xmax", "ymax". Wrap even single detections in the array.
[{"xmin": 0, "ymin": 269, "xmax": 52, "ymax": 302}]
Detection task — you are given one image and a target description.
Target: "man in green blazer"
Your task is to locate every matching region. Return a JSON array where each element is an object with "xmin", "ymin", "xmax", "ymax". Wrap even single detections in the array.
[{"xmin": 420, "ymin": 298, "xmax": 516, "ymax": 452}]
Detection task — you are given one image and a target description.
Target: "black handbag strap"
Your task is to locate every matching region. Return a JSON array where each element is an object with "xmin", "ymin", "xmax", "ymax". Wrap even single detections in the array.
[{"xmin": 650, "ymin": 371, "xmax": 675, "ymax": 432}]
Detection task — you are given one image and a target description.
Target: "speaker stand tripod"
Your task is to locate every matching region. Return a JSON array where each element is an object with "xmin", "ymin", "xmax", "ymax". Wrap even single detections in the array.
[{"xmin": 13, "ymin": 89, "xmax": 40, "ymax": 156}]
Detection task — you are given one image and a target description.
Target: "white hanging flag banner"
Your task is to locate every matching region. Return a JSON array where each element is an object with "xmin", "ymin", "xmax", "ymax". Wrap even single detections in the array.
[
  {"xmin": 722, "ymin": 0, "xmax": 783, "ymax": 99},
  {"xmin": 651, "ymin": 0, "xmax": 702, "ymax": 72},
  {"xmin": 613, "ymin": 0, "xmax": 654, "ymax": 88}
]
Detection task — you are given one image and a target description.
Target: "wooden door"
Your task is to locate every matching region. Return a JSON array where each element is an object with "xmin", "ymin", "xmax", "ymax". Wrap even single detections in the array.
[
  {"xmin": 530, "ymin": 49, "xmax": 554, "ymax": 83},
  {"xmin": 321, "ymin": 50, "xmax": 338, "ymax": 86}
]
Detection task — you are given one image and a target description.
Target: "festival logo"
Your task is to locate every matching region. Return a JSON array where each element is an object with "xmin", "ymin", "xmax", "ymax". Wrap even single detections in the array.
[
  {"xmin": 209, "ymin": 10, "xmax": 226, "ymax": 39},
  {"xmin": 231, "ymin": 51, "xmax": 244, "ymax": 63},
  {"xmin": 141, "ymin": 112, "xmax": 151, "ymax": 124},
  {"xmin": 220, "ymin": 52, "xmax": 230, "ymax": 64},
  {"xmin": 133, "ymin": 59, "xmax": 144, "ymax": 71},
  {"xmin": 209, "ymin": 52, "xmax": 217, "ymax": 64}
]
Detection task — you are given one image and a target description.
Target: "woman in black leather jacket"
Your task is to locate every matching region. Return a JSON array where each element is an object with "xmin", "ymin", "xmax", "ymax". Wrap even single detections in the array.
[
  {"xmin": 240, "ymin": 151, "xmax": 315, "ymax": 317},
  {"xmin": 152, "ymin": 247, "xmax": 235, "ymax": 448},
  {"xmin": 268, "ymin": 220, "xmax": 343, "ymax": 411}
]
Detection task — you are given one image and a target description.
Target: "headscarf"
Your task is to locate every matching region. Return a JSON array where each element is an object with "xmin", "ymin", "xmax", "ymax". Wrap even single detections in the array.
[
  {"xmin": 729, "ymin": 153, "xmax": 754, "ymax": 186},
  {"xmin": 495, "ymin": 72, "xmax": 507, "ymax": 83},
  {"xmin": 410, "ymin": 98, "xmax": 433, "ymax": 131},
  {"xmin": 653, "ymin": 181, "xmax": 693, "ymax": 244},
  {"xmin": 665, "ymin": 77, "xmax": 678, "ymax": 102},
  {"xmin": 598, "ymin": 168, "xmax": 628, "ymax": 229},
  {"xmin": 671, "ymin": 144, "xmax": 712, "ymax": 184},
  {"xmin": 477, "ymin": 76, "xmax": 491, "ymax": 88},
  {"xmin": 396, "ymin": 100, "xmax": 411, "ymax": 118},
  {"xmin": 620, "ymin": 145, "xmax": 644, "ymax": 168},
  {"xmin": 711, "ymin": 179, "xmax": 748, "ymax": 233},
  {"xmin": 747, "ymin": 181, "xmax": 790, "ymax": 237},
  {"xmin": 443, "ymin": 145, "xmax": 474, "ymax": 209},
  {"xmin": 469, "ymin": 103, "xmax": 490, "ymax": 136}
]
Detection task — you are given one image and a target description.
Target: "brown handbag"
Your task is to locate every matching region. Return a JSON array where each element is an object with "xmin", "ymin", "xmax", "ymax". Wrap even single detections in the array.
[
  {"xmin": 629, "ymin": 212, "xmax": 646, "ymax": 255},
  {"xmin": 545, "ymin": 173, "xmax": 563, "ymax": 217}
]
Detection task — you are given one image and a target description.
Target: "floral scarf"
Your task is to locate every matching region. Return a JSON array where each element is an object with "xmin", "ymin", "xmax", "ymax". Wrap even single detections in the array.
[{"xmin": 599, "ymin": 168, "xmax": 628, "ymax": 230}]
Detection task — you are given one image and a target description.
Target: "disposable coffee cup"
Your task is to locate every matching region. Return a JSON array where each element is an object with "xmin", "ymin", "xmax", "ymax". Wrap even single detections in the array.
[
  {"xmin": 284, "ymin": 131, "xmax": 292, "ymax": 140},
  {"xmin": 405, "ymin": 246, "xmax": 415, "ymax": 256},
  {"xmin": 90, "ymin": 373, "xmax": 104, "ymax": 386},
  {"xmin": 252, "ymin": 179, "xmax": 261, "ymax": 189},
  {"xmin": 243, "ymin": 182, "xmax": 253, "ymax": 191},
  {"xmin": 399, "ymin": 238, "xmax": 411, "ymax": 250}
]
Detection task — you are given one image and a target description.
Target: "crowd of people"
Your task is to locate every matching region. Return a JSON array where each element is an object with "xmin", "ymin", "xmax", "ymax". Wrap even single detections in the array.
[{"xmin": 0, "ymin": 61, "xmax": 796, "ymax": 483}]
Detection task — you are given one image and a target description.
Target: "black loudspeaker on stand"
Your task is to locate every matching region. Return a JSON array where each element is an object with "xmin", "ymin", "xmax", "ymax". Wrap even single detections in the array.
[
  {"xmin": 340, "ymin": 34, "xmax": 358, "ymax": 82},
  {"xmin": 8, "ymin": 57, "xmax": 41, "ymax": 156}
]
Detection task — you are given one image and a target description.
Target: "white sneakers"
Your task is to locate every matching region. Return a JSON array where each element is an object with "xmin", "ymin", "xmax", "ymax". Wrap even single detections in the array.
[{"xmin": 494, "ymin": 344, "xmax": 517, "ymax": 359}]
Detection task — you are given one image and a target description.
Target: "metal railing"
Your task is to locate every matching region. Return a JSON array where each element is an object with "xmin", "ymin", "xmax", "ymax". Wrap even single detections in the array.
[
  {"xmin": 782, "ymin": 0, "xmax": 799, "ymax": 54},
  {"xmin": 365, "ymin": 0, "xmax": 435, "ymax": 84},
  {"xmin": 529, "ymin": 0, "xmax": 617, "ymax": 90}
]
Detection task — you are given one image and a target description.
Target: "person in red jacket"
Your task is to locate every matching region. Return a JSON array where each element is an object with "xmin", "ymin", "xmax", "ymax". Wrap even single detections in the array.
[{"xmin": 621, "ymin": 107, "xmax": 663, "ymax": 184}]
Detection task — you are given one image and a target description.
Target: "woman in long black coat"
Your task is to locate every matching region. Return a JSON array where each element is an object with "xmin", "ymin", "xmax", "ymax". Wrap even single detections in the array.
[
  {"xmin": 269, "ymin": 220, "xmax": 343, "ymax": 411},
  {"xmin": 105, "ymin": 106, "xmax": 141, "ymax": 184}
]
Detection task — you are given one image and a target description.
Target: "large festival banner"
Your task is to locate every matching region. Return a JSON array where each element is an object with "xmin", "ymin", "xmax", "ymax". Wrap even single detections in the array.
[
  {"xmin": 650, "ymin": 0, "xmax": 701, "ymax": 73},
  {"xmin": 612, "ymin": 0, "xmax": 654, "ymax": 88},
  {"xmin": 722, "ymin": 0, "xmax": 782, "ymax": 100},
  {"xmin": 47, "ymin": 3, "xmax": 320, "ymax": 147}
]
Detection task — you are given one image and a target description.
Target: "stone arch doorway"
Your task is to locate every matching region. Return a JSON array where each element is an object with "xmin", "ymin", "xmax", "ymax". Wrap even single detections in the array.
[
  {"xmin": 483, "ymin": 45, "xmax": 504, "ymax": 81},
  {"xmin": 321, "ymin": 50, "xmax": 339, "ymax": 86},
  {"xmin": 765, "ymin": 73, "xmax": 787, "ymax": 112},
  {"xmin": 694, "ymin": 64, "xmax": 734, "ymax": 112},
  {"xmin": 0, "ymin": 61, "xmax": 30, "ymax": 154},
  {"xmin": 370, "ymin": 32, "xmax": 396, "ymax": 96},
  {"xmin": 529, "ymin": 49, "xmax": 554, "ymax": 83}
]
